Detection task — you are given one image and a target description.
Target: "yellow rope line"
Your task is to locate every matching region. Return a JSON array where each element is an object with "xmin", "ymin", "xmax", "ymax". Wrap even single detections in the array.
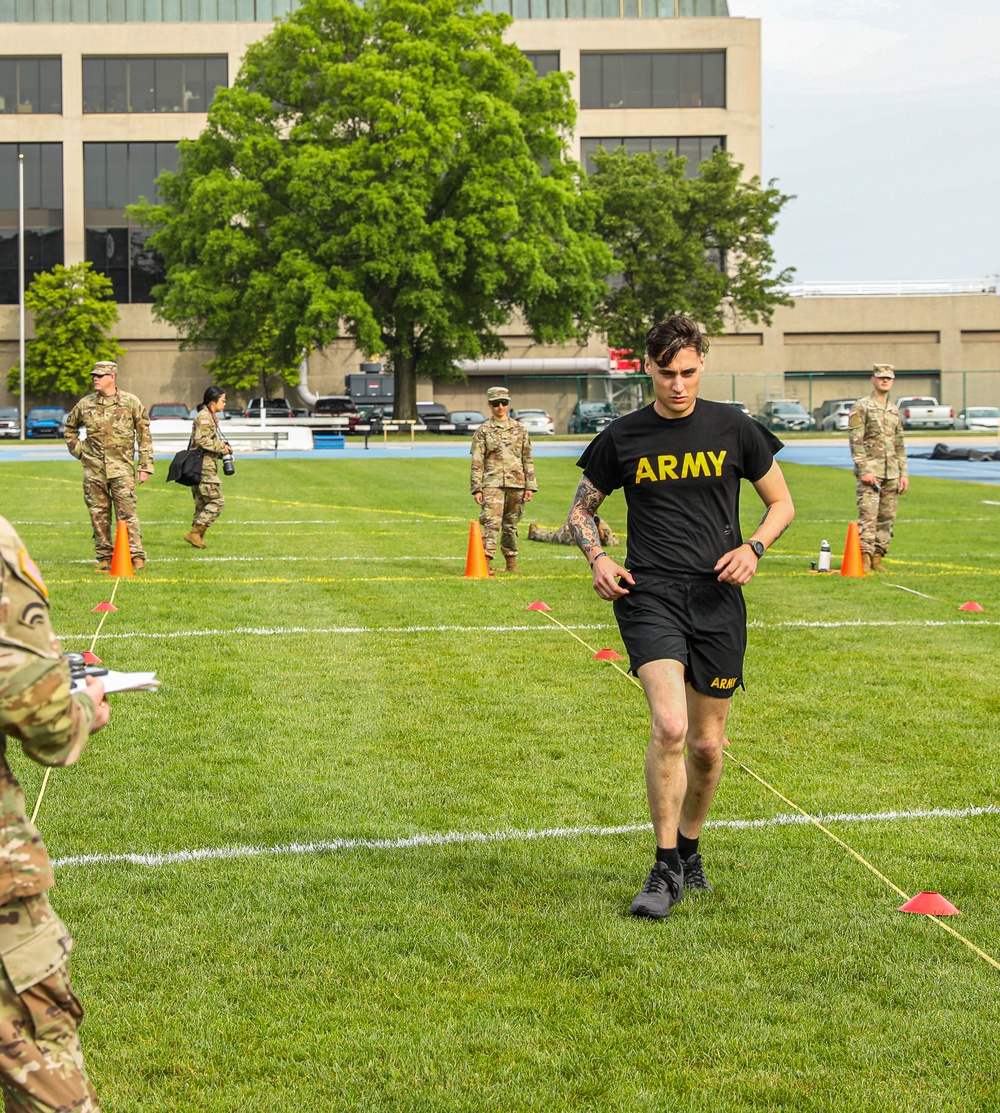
[
  {"xmin": 32, "ymin": 577, "xmax": 123, "ymax": 825},
  {"xmin": 525, "ymin": 595, "xmax": 1000, "ymax": 971}
]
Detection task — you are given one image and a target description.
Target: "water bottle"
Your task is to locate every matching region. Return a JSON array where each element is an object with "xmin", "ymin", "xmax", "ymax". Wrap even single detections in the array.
[{"xmin": 818, "ymin": 539, "xmax": 831, "ymax": 572}]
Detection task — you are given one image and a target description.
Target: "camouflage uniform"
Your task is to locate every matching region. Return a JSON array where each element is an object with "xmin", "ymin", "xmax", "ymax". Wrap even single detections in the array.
[
  {"xmin": 470, "ymin": 415, "xmax": 537, "ymax": 561},
  {"xmin": 0, "ymin": 517, "xmax": 101, "ymax": 1112},
  {"xmin": 528, "ymin": 516, "xmax": 620, "ymax": 547},
  {"xmin": 848, "ymin": 391, "xmax": 907, "ymax": 557},
  {"xmin": 64, "ymin": 392, "xmax": 153, "ymax": 564},
  {"xmin": 188, "ymin": 409, "xmax": 227, "ymax": 531}
]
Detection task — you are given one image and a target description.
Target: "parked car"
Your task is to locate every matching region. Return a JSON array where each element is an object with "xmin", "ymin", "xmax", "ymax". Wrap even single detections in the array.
[
  {"xmin": 149, "ymin": 403, "xmax": 191, "ymax": 421},
  {"xmin": 25, "ymin": 407, "xmax": 66, "ymax": 438},
  {"xmin": 0, "ymin": 406, "xmax": 20, "ymax": 438},
  {"xmin": 568, "ymin": 401, "xmax": 620, "ymax": 434},
  {"xmin": 721, "ymin": 401, "xmax": 751, "ymax": 417},
  {"xmin": 954, "ymin": 406, "xmax": 1000, "ymax": 432},
  {"xmin": 896, "ymin": 396, "xmax": 954, "ymax": 431},
  {"xmin": 821, "ymin": 401, "xmax": 858, "ymax": 432},
  {"xmin": 416, "ymin": 401, "xmax": 450, "ymax": 432},
  {"xmin": 511, "ymin": 408, "xmax": 555, "ymax": 435},
  {"xmin": 755, "ymin": 400, "xmax": 815, "ymax": 432},
  {"xmin": 245, "ymin": 398, "xmax": 294, "ymax": 418},
  {"xmin": 311, "ymin": 395, "xmax": 362, "ymax": 432},
  {"xmin": 815, "ymin": 398, "xmax": 858, "ymax": 427},
  {"xmin": 447, "ymin": 410, "xmax": 486, "ymax": 435}
]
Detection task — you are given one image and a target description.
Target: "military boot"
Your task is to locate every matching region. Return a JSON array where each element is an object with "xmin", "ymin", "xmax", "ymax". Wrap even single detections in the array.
[
  {"xmin": 527, "ymin": 523, "xmax": 539, "ymax": 540},
  {"xmin": 862, "ymin": 552, "xmax": 873, "ymax": 574},
  {"xmin": 183, "ymin": 525, "xmax": 206, "ymax": 549},
  {"xmin": 871, "ymin": 551, "xmax": 884, "ymax": 572},
  {"xmin": 504, "ymin": 553, "xmax": 520, "ymax": 574}
]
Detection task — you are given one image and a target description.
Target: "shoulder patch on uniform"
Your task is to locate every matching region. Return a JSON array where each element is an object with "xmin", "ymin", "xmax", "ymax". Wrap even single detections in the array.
[
  {"xmin": 848, "ymin": 411, "xmax": 863, "ymax": 429},
  {"xmin": 19, "ymin": 548, "xmax": 48, "ymax": 598}
]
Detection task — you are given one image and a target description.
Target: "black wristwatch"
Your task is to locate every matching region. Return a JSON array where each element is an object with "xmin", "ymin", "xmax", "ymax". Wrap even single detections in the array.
[{"xmin": 747, "ymin": 540, "xmax": 765, "ymax": 559}]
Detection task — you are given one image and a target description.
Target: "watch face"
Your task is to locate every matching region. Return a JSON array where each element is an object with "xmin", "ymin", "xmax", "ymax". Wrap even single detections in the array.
[{"xmin": 750, "ymin": 541, "xmax": 765, "ymax": 558}]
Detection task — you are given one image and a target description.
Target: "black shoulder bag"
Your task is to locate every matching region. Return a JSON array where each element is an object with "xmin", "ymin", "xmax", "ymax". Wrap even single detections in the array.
[{"xmin": 166, "ymin": 448, "xmax": 205, "ymax": 486}]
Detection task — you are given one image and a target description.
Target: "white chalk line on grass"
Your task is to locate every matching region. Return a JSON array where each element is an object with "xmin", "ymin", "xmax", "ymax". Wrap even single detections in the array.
[
  {"xmin": 57, "ymin": 617, "xmax": 997, "ymax": 643},
  {"xmin": 56, "ymin": 623, "xmax": 617, "ymax": 642},
  {"xmin": 51, "ymin": 804, "xmax": 999, "ymax": 870}
]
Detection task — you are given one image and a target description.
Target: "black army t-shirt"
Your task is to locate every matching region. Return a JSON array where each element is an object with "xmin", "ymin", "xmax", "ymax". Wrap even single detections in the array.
[{"xmin": 577, "ymin": 399, "xmax": 783, "ymax": 578}]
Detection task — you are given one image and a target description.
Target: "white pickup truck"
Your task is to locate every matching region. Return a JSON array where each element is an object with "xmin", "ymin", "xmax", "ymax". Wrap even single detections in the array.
[{"xmin": 896, "ymin": 396, "xmax": 954, "ymax": 431}]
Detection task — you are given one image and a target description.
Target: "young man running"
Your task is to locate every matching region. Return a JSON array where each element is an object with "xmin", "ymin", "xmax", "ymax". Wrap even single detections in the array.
[{"xmin": 568, "ymin": 317, "xmax": 794, "ymax": 919}]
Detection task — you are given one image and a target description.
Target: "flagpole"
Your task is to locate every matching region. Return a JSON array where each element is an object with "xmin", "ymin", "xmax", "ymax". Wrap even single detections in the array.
[{"xmin": 18, "ymin": 153, "xmax": 25, "ymax": 440}]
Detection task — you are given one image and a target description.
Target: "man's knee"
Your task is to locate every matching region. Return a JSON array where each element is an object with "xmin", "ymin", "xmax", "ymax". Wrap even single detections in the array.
[
  {"xmin": 686, "ymin": 733, "xmax": 725, "ymax": 771},
  {"xmin": 649, "ymin": 712, "xmax": 687, "ymax": 753}
]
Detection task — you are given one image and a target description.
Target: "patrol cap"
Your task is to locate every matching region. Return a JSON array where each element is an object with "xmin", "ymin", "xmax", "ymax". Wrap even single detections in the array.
[
  {"xmin": 486, "ymin": 386, "xmax": 510, "ymax": 403},
  {"xmin": 92, "ymin": 361, "xmax": 117, "ymax": 377},
  {"xmin": 872, "ymin": 364, "xmax": 895, "ymax": 378}
]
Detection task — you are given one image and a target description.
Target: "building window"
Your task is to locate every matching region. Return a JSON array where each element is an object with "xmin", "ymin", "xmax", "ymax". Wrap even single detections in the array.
[
  {"xmin": 580, "ymin": 51, "xmax": 725, "ymax": 109},
  {"xmin": 523, "ymin": 52, "xmax": 560, "ymax": 77},
  {"xmin": 0, "ymin": 58, "xmax": 61, "ymax": 114},
  {"xmin": 82, "ymin": 56, "xmax": 227, "ymax": 113},
  {"xmin": 581, "ymin": 135, "xmax": 724, "ymax": 176},
  {"xmin": 0, "ymin": 144, "xmax": 63, "ymax": 305},
  {"xmin": 84, "ymin": 141, "xmax": 177, "ymax": 303},
  {"xmin": 478, "ymin": 0, "xmax": 730, "ymax": 17},
  {"xmin": 0, "ymin": 0, "xmax": 303, "ymax": 20}
]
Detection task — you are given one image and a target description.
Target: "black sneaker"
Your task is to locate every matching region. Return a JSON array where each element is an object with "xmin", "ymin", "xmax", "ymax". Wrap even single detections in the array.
[
  {"xmin": 681, "ymin": 852, "xmax": 713, "ymax": 894},
  {"xmin": 629, "ymin": 861, "xmax": 683, "ymax": 919}
]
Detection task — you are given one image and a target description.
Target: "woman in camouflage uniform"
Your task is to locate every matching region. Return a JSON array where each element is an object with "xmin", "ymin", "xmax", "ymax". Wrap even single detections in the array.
[
  {"xmin": 469, "ymin": 386, "xmax": 537, "ymax": 573},
  {"xmin": 183, "ymin": 387, "xmax": 232, "ymax": 550}
]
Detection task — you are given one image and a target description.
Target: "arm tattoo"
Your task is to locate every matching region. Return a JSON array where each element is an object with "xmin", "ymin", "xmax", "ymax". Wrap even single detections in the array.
[
  {"xmin": 568, "ymin": 476, "xmax": 607, "ymax": 555},
  {"xmin": 758, "ymin": 505, "xmax": 790, "ymax": 541}
]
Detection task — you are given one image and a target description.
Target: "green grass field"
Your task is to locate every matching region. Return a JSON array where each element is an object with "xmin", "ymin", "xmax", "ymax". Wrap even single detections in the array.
[{"xmin": 2, "ymin": 454, "xmax": 998, "ymax": 1112}]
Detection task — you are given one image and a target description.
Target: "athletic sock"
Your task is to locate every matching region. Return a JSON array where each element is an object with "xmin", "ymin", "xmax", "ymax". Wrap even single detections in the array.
[
  {"xmin": 655, "ymin": 846, "xmax": 682, "ymax": 873},
  {"xmin": 677, "ymin": 832, "xmax": 699, "ymax": 861}
]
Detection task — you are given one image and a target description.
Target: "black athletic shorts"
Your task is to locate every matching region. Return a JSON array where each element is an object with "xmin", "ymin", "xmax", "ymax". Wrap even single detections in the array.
[{"xmin": 613, "ymin": 576, "xmax": 747, "ymax": 698}]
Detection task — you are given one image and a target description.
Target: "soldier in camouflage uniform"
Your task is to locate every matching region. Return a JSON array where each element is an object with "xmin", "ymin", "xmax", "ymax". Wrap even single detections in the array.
[
  {"xmin": 469, "ymin": 387, "xmax": 537, "ymax": 573},
  {"xmin": 0, "ymin": 514, "xmax": 109, "ymax": 1112},
  {"xmin": 848, "ymin": 364, "xmax": 909, "ymax": 572},
  {"xmin": 183, "ymin": 387, "xmax": 232, "ymax": 550},
  {"xmin": 528, "ymin": 515, "xmax": 620, "ymax": 548},
  {"xmin": 64, "ymin": 363, "xmax": 153, "ymax": 572}
]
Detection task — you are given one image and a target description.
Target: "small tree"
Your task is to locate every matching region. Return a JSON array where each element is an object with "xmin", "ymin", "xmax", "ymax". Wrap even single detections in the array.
[
  {"xmin": 588, "ymin": 147, "xmax": 795, "ymax": 353},
  {"xmin": 7, "ymin": 263, "xmax": 124, "ymax": 399}
]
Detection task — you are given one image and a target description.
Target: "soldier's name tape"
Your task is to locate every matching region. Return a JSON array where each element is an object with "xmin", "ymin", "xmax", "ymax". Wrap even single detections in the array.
[{"xmin": 51, "ymin": 804, "xmax": 998, "ymax": 871}]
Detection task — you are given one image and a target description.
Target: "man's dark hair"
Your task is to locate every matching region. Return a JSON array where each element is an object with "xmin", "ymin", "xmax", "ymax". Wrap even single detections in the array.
[{"xmin": 645, "ymin": 317, "xmax": 709, "ymax": 368}]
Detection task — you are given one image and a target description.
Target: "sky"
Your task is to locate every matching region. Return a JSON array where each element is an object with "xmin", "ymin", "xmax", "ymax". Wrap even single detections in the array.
[{"xmin": 728, "ymin": 0, "xmax": 1000, "ymax": 283}]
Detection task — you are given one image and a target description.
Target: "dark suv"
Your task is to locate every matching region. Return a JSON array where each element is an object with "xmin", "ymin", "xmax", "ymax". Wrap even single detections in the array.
[
  {"xmin": 312, "ymin": 395, "xmax": 361, "ymax": 432},
  {"xmin": 416, "ymin": 402, "xmax": 450, "ymax": 433},
  {"xmin": 568, "ymin": 401, "xmax": 620, "ymax": 434},
  {"xmin": 755, "ymin": 400, "xmax": 815, "ymax": 432},
  {"xmin": 245, "ymin": 398, "xmax": 294, "ymax": 418}
]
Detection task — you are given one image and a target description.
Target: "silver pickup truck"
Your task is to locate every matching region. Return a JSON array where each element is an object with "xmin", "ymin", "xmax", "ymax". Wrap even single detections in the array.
[{"xmin": 896, "ymin": 396, "xmax": 954, "ymax": 431}]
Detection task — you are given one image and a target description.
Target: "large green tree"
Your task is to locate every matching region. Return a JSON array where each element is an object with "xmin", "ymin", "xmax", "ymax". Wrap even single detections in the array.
[
  {"xmin": 587, "ymin": 147, "xmax": 795, "ymax": 354},
  {"xmin": 132, "ymin": 0, "xmax": 610, "ymax": 416},
  {"xmin": 7, "ymin": 263, "xmax": 123, "ymax": 399}
]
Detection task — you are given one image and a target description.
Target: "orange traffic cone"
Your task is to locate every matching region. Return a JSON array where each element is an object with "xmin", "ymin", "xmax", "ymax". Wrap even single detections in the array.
[
  {"xmin": 109, "ymin": 520, "xmax": 134, "ymax": 578},
  {"xmin": 463, "ymin": 522, "xmax": 491, "ymax": 578},
  {"xmin": 840, "ymin": 521, "xmax": 864, "ymax": 578}
]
